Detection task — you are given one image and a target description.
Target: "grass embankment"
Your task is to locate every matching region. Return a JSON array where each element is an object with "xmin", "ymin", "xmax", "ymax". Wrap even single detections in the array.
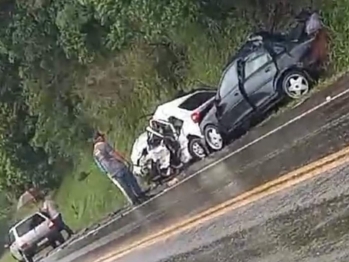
[{"xmin": 54, "ymin": 155, "xmax": 126, "ymax": 230}]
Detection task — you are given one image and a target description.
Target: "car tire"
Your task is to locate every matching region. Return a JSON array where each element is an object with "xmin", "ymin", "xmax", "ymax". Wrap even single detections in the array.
[
  {"xmin": 188, "ymin": 137, "xmax": 208, "ymax": 160},
  {"xmin": 281, "ymin": 70, "xmax": 310, "ymax": 99},
  {"xmin": 55, "ymin": 232, "xmax": 65, "ymax": 245},
  {"xmin": 20, "ymin": 251, "xmax": 33, "ymax": 262},
  {"xmin": 24, "ymin": 256, "xmax": 34, "ymax": 262},
  {"xmin": 50, "ymin": 240, "xmax": 58, "ymax": 249},
  {"xmin": 204, "ymin": 125, "xmax": 224, "ymax": 152}
]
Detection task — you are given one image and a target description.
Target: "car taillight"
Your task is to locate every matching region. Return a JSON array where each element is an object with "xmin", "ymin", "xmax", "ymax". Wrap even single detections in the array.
[
  {"xmin": 20, "ymin": 242, "xmax": 28, "ymax": 250},
  {"xmin": 191, "ymin": 111, "xmax": 201, "ymax": 123},
  {"xmin": 49, "ymin": 221, "xmax": 55, "ymax": 229}
]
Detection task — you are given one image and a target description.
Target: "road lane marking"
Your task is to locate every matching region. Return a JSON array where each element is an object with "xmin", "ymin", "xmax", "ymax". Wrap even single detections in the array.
[
  {"xmin": 67, "ymin": 86, "xmax": 349, "ymax": 247},
  {"xmin": 95, "ymin": 145, "xmax": 349, "ymax": 262}
]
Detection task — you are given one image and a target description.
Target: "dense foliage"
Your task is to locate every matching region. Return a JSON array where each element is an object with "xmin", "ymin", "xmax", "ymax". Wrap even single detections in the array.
[{"xmin": 0, "ymin": 0, "xmax": 347, "ymax": 201}]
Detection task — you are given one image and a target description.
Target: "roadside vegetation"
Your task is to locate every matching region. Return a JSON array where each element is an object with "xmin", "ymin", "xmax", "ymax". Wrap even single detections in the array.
[{"xmin": 1, "ymin": 0, "xmax": 349, "ymax": 259}]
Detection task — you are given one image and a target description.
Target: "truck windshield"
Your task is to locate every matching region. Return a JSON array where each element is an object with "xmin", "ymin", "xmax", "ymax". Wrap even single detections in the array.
[{"xmin": 15, "ymin": 214, "xmax": 45, "ymax": 237}]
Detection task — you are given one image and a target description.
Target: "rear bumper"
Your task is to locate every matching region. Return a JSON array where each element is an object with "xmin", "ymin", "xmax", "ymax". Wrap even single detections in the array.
[{"xmin": 21, "ymin": 230, "xmax": 60, "ymax": 255}]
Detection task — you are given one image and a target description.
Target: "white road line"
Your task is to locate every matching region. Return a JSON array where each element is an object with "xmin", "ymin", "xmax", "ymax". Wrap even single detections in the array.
[{"xmin": 58, "ymin": 87, "xmax": 349, "ymax": 249}]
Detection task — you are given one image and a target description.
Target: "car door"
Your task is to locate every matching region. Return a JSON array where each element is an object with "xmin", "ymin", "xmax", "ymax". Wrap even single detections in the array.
[
  {"xmin": 24, "ymin": 214, "xmax": 47, "ymax": 245},
  {"xmin": 242, "ymin": 47, "xmax": 278, "ymax": 109},
  {"xmin": 216, "ymin": 61, "xmax": 253, "ymax": 132},
  {"xmin": 33, "ymin": 213, "xmax": 52, "ymax": 242}
]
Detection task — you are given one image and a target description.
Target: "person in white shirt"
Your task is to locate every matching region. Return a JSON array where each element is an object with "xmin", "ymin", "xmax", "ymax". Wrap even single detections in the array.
[{"xmin": 41, "ymin": 196, "xmax": 74, "ymax": 238}]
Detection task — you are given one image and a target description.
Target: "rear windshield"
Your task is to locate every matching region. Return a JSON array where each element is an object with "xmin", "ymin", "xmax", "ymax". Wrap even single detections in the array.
[
  {"xmin": 15, "ymin": 214, "xmax": 45, "ymax": 237},
  {"xmin": 178, "ymin": 92, "xmax": 215, "ymax": 111}
]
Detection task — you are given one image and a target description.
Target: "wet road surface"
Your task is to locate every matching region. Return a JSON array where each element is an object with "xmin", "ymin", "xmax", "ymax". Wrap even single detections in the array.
[
  {"xmin": 44, "ymin": 75, "xmax": 349, "ymax": 262},
  {"xmin": 119, "ymin": 162, "xmax": 349, "ymax": 262}
]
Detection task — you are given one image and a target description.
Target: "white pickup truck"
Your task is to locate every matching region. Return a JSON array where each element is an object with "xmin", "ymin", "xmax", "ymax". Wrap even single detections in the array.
[{"xmin": 5, "ymin": 212, "xmax": 65, "ymax": 262}]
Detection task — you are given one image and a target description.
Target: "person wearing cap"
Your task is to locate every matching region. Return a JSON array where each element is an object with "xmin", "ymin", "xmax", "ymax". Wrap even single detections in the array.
[{"xmin": 93, "ymin": 131, "xmax": 147, "ymax": 205}]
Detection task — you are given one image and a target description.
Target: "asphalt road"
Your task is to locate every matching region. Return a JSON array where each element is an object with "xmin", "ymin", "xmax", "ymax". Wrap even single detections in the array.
[
  {"xmin": 44, "ymin": 74, "xmax": 349, "ymax": 262},
  {"xmin": 118, "ymin": 161, "xmax": 349, "ymax": 262}
]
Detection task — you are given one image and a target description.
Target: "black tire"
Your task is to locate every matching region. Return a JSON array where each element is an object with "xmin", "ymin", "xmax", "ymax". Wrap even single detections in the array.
[
  {"xmin": 281, "ymin": 70, "xmax": 311, "ymax": 99},
  {"xmin": 49, "ymin": 239, "xmax": 57, "ymax": 249},
  {"xmin": 188, "ymin": 137, "xmax": 208, "ymax": 160},
  {"xmin": 55, "ymin": 232, "xmax": 65, "ymax": 245},
  {"xmin": 204, "ymin": 125, "xmax": 224, "ymax": 151},
  {"xmin": 20, "ymin": 252, "xmax": 33, "ymax": 262},
  {"xmin": 24, "ymin": 255, "xmax": 34, "ymax": 262}
]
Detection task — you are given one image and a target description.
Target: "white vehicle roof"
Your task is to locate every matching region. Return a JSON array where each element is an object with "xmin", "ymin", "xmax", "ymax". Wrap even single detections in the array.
[{"xmin": 153, "ymin": 90, "xmax": 215, "ymax": 121}]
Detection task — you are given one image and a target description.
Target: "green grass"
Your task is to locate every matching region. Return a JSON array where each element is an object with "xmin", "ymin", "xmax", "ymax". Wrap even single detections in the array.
[
  {"xmin": 0, "ymin": 253, "xmax": 13, "ymax": 262},
  {"xmin": 53, "ymin": 155, "xmax": 127, "ymax": 230}
]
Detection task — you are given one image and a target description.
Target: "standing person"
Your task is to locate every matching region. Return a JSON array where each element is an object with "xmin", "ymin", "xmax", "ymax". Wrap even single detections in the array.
[
  {"xmin": 93, "ymin": 131, "xmax": 147, "ymax": 205},
  {"xmin": 40, "ymin": 194, "xmax": 74, "ymax": 238}
]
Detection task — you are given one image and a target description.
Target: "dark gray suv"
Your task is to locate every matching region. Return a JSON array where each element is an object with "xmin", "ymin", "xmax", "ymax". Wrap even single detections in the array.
[{"xmin": 200, "ymin": 11, "xmax": 328, "ymax": 151}]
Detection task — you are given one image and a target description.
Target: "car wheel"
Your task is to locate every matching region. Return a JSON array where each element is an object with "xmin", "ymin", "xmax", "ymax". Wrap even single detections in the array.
[
  {"xmin": 188, "ymin": 138, "xmax": 208, "ymax": 160},
  {"xmin": 204, "ymin": 125, "xmax": 224, "ymax": 151},
  {"xmin": 49, "ymin": 239, "xmax": 58, "ymax": 249},
  {"xmin": 282, "ymin": 70, "xmax": 310, "ymax": 99},
  {"xmin": 55, "ymin": 232, "xmax": 65, "ymax": 245},
  {"xmin": 20, "ymin": 252, "xmax": 33, "ymax": 262},
  {"xmin": 24, "ymin": 256, "xmax": 34, "ymax": 262}
]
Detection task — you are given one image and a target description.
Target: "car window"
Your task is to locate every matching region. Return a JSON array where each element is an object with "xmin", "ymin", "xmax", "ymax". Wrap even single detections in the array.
[
  {"xmin": 244, "ymin": 50, "xmax": 272, "ymax": 78},
  {"xmin": 219, "ymin": 62, "xmax": 238, "ymax": 99},
  {"xmin": 8, "ymin": 230, "xmax": 15, "ymax": 244},
  {"xmin": 15, "ymin": 214, "xmax": 45, "ymax": 237},
  {"xmin": 178, "ymin": 92, "xmax": 215, "ymax": 111}
]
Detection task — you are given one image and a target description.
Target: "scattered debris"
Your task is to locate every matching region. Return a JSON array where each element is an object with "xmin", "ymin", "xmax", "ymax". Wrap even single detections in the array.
[{"xmin": 167, "ymin": 177, "xmax": 179, "ymax": 187}]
